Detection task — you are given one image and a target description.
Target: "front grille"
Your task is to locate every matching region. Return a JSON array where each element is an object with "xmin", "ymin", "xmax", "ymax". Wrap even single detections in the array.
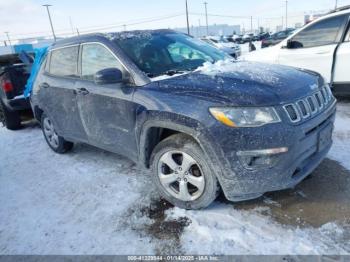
[
  {"xmin": 283, "ymin": 85, "xmax": 333, "ymax": 124},
  {"xmin": 284, "ymin": 104, "xmax": 300, "ymax": 122}
]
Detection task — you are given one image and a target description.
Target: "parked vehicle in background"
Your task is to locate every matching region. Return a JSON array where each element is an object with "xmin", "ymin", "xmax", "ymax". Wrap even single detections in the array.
[
  {"xmin": 257, "ymin": 32, "xmax": 271, "ymax": 41},
  {"xmin": 31, "ymin": 29, "xmax": 335, "ymax": 209},
  {"xmin": 244, "ymin": 6, "xmax": 350, "ymax": 95},
  {"xmin": 0, "ymin": 53, "xmax": 33, "ymax": 130},
  {"xmin": 226, "ymin": 34, "xmax": 243, "ymax": 44},
  {"xmin": 261, "ymin": 29, "xmax": 295, "ymax": 48},
  {"xmin": 201, "ymin": 36, "xmax": 241, "ymax": 58},
  {"xmin": 242, "ymin": 33, "xmax": 255, "ymax": 43}
]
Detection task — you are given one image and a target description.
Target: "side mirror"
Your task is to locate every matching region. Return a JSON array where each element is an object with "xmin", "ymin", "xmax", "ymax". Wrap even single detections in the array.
[{"xmin": 94, "ymin": 68, "xmax": 123, "ymax": 85}]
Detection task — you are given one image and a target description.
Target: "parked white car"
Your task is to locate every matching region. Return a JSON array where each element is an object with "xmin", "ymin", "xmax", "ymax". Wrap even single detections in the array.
[
  {"xmin": 244, "ymin": 6, "xmax": 350, "ymax": 95},
  {"xmin": 201, "ymin": 36, "xmax": 241, "ymax": 59}
]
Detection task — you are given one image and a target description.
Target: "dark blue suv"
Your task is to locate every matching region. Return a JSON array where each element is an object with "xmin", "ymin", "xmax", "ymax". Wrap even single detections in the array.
[{"xmin": 30, "ymin": 30, "xmax": 336, "ymax": 209}]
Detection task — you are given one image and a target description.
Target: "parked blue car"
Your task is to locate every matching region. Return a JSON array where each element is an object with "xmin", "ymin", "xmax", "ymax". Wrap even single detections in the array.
[{"xmin": 30, "ymin": 30, "xmax": 336, "ymax": 209}]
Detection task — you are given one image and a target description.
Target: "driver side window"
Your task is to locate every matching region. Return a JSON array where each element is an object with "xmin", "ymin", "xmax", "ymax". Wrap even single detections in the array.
[
  {"xmin": 81, "ymin": 43, "xmax": 126, "ymax": 81},
  {"xmin": 291, "ymin": 14, "xmax": 348, "ymax": 48}
]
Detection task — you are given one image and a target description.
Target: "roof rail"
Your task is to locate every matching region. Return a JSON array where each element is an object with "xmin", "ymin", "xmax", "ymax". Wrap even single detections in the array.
[{"xmin": 329, "ymin": 5, "xmax": 350, "ymax": 14}]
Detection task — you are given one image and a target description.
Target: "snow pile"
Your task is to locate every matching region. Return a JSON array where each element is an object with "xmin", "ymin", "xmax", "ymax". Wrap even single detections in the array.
[
  {"xmin": 166, "ymin": 205, "xmax": 348, "ymax": 255},
  {"xmin": 328, "ymin": 102, "xmax": 350, "ymax": 170}
]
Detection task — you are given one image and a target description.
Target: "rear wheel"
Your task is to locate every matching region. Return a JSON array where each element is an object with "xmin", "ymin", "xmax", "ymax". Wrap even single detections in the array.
[
  {"xmin": 0, "ymin": 101, "xmax": 21, "ymax": 130},
  {"xmin": 151, "ymin": 134, "xmax": 220, "ymax": 209},
  {"xmin": 41, "ymin": 113, "xmax": 73, "ymax": 154}
]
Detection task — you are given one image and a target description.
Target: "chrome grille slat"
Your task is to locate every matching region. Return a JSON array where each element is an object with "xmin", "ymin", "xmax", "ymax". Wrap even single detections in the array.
[{"xmin": 283, "ymin": 86, "xmax": 333, "ymax": 124}]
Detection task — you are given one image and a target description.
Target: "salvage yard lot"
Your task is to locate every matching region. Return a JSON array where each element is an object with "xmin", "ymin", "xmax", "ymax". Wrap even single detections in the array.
[{"xmin": 0, "ymin": 101, "xmax": 350, "ymax": 255}]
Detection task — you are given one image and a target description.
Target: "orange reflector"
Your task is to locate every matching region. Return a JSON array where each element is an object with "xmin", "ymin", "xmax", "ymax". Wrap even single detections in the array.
[{"xmin": 210, "ymin": 109, "xmax": 236, "ymax": 127}]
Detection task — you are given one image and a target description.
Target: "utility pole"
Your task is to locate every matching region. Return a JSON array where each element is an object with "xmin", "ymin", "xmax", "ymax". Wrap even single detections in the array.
[
  {"xmin": 335, "ymin": 0, "xmax": 338, "ymax": 9},
  {"xmin": 69, "ymin": 16, "xmax": 74, "ymax": 35},
  {"xmin": 185, "ymin": 0, "xmax": 190, "ymax": 35},
  {"xmin": 204, "ymin": 2, "xmax": 209, "ymax": 35},
  {"xmin": 43, "ymin": 4, "xmax": 56, "ymax": 41},
  {"xmin": 4, "ymin": 32, "xmax": 13, "ymax": 54},
  {"xmin": 250, "ymin": 16, "xmax": 253, "ymax": 32},
  {"xmin": 123, "ymin": 24, "xmax": 127, "ymax": 31},
  {"xmin": 76, "ymin": 28, "xmax": 80, "ymax": 36},
  {"xmin": 198, "ymin": 19, "xmax": 202, "ymax": 37},
  {"xmin": 285, "ymin": 0, "xmax": 288, "ymax": 29}
]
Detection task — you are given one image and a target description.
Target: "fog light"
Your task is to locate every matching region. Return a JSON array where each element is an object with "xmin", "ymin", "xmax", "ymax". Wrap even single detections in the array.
[{"xmin": 237, "ymin": 147, "xmax": 288, "ymax": 170}]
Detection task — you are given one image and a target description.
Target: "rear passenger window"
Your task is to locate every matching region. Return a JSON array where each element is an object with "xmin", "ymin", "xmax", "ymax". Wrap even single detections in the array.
[
  {"xmin": 49, "ymin": 46, "xmax": 79, "ymax": 77},
  {"xmin": 81, "ymin": 44, "xmax": 126, "ymax": 81},
  {"xmin": 291, "ymin": 15, "xmax": 348, "ymax": 48}
]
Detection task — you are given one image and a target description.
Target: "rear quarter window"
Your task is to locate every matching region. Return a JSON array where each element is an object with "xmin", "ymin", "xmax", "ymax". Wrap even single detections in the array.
[{"xmin": 49, "ymin": 46, "xmax": 79, "ymax": 77}]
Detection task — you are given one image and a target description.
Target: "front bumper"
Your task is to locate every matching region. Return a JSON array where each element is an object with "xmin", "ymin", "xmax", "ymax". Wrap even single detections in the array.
[{"xmin": 208, "ymin": 99, "xmax": 337, "ymax": 202}]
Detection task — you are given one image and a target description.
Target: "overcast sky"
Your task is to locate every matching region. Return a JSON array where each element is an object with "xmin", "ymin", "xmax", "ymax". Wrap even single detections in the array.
[{"xmin": 1, "ymin": 0, "xmax": 350, "ymax": 42}]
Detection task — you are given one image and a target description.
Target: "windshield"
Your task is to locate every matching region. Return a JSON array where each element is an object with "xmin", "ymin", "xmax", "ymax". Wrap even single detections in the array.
[{"xmin": 113, "ymin": 32, "xmax": 229, "ymax": 78}]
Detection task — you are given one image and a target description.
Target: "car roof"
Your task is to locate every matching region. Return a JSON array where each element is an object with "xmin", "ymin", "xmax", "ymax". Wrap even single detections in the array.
[{"xmin": 50, "ymin": 29, "xmax": 178, "ymax": 50}]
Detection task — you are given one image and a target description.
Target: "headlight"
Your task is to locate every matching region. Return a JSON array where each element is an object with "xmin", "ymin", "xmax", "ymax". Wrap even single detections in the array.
[{"xmin": 209, "ymin": 107, "xmax": 281, "ymax": 127}]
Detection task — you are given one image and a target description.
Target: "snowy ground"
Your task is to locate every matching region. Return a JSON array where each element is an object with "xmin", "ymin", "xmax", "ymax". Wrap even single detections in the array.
[{"xmin": 0, "ymin": 101, "xmax": 349, "ymax": 255}]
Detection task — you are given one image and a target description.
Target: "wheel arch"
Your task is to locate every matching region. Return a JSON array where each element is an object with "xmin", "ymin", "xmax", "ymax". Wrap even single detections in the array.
[{"xmin": 137, "ymin": 113, "xmax": 227, "ymax": 181}]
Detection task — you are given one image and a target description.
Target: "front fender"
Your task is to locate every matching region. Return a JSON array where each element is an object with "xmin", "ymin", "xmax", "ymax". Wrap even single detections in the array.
[{"xmin": 137, "ymin": 110, "xmax": 236, "ymax": 183}]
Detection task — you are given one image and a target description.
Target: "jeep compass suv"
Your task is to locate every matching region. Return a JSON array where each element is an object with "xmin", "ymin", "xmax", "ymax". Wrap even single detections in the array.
[{"xmin": 30, "ymin": 30, "xmax": 336, "ymax": 209}]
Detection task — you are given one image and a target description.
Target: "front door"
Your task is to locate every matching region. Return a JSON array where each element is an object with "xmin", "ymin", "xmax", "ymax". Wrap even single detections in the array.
[
  {"xmin": 278, "ymin": 14, "xmax": 348, "ymax": 83},
  {"xmin": 75, "ymin": 43, "xmax": 138, "ymax": 160}
]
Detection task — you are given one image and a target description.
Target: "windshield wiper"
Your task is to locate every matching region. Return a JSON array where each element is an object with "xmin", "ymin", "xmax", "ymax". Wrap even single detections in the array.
[{"xmin": 164, "ymin": 70, "xmax": 186, "ymax": 76}]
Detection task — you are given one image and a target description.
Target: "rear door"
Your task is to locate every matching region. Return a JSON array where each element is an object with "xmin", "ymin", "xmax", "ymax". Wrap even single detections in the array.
[
  {"xmin": 278, "ymin": 14, "xmax": 348, "ymax": 83},
  {"xmin": 75, "ymin": 42, "xmax": 138, "ymax": 160},
  {"xmin": 39, "ymin": 45, "xmax": 87, "ymax": 141},
  {"xmin": 333, "ymin": 19, "xmax": 350, "ymax": 92}
]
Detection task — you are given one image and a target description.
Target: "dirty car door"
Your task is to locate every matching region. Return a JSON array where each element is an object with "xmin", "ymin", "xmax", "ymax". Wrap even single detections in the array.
[
  {"xmin": 76, "ymin": 43, "xmax": 138, "ymax": 160},
  {"xmin": 39, "ymin": 46, "xmax": 87, "ymax": 141}
]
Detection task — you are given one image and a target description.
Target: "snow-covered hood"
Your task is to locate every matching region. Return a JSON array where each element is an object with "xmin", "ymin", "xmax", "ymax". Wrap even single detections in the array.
[{"xmin": 155, "ymin": 60, "xmax": 323, "ymax": 106}]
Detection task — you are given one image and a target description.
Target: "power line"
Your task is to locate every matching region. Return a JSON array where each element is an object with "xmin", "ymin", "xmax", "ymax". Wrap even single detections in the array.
[{"xmin": 0, "ymin": 13, "xmax": 184, "ymax": 42}]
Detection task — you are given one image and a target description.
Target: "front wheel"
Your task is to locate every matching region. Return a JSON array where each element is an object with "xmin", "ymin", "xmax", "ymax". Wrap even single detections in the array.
[
  {"xmin": 41, "ymin": 113, "xmax": 73, "ymax": 154},
  {"xmin": 151, "ymin": 134, "xmax": 220, "ymax": 209}
]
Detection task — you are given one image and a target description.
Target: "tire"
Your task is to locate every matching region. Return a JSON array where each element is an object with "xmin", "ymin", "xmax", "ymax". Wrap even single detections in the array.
[
  {"xmin": 151, "ymin": 134, "xmax": 220, "ymax": 210},
  {"xmin": 41, "ymin": 113, "xmax": 73, "ymax": 154},
  {"xmin": 0, "ymin": 101, "xmax": 21, "ymax": 130}
]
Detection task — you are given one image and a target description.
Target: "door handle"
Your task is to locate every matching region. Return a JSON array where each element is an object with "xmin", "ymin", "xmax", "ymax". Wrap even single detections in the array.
[
  {"xmin": 316, "ymin": 51, "xmax": 330, "ymax": 55},
  {"xmin": 76, "ymin": 87, "xmax": 89, "ymax": 95},
  {"xmin": 40, "ymin": 83, "xmax": 50, "ymax": 89}
]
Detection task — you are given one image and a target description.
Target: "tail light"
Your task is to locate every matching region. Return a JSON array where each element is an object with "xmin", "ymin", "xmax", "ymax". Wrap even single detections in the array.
[{"xmin": 1, "ymin": 80, "xmax": 13, "ymax": 93}]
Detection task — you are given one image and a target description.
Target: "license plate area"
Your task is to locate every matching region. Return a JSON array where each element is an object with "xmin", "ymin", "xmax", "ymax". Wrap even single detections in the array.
[{"xmin": 318, "ymin": 124, "xmax": 333, "ymax": 152}]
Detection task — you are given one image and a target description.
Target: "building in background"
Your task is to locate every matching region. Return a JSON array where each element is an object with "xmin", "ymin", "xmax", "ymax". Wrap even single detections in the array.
[
  {"xmin": 175, "ymin": 24, "xmax": 241, "ymax": 37},
  {"xmin": 304, "ymin": 13, "xmax": 325, "ymax": 24},
  {"xmin": 0, "ymin": 37, "xmax": 54, "ymax": 55},
  {"xmin": 295, "ymin": 22, "xmax": 303, "ymax": 28}
]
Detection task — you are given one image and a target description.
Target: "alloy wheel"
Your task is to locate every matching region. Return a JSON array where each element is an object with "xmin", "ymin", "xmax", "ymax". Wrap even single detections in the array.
[
  {"xmin": 43, "ymin": 117, "xmax": 59, "ymax": 149},
  {"xmin": 158, "ymin": 150, "xmax": 205, "ymax": 201}
]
